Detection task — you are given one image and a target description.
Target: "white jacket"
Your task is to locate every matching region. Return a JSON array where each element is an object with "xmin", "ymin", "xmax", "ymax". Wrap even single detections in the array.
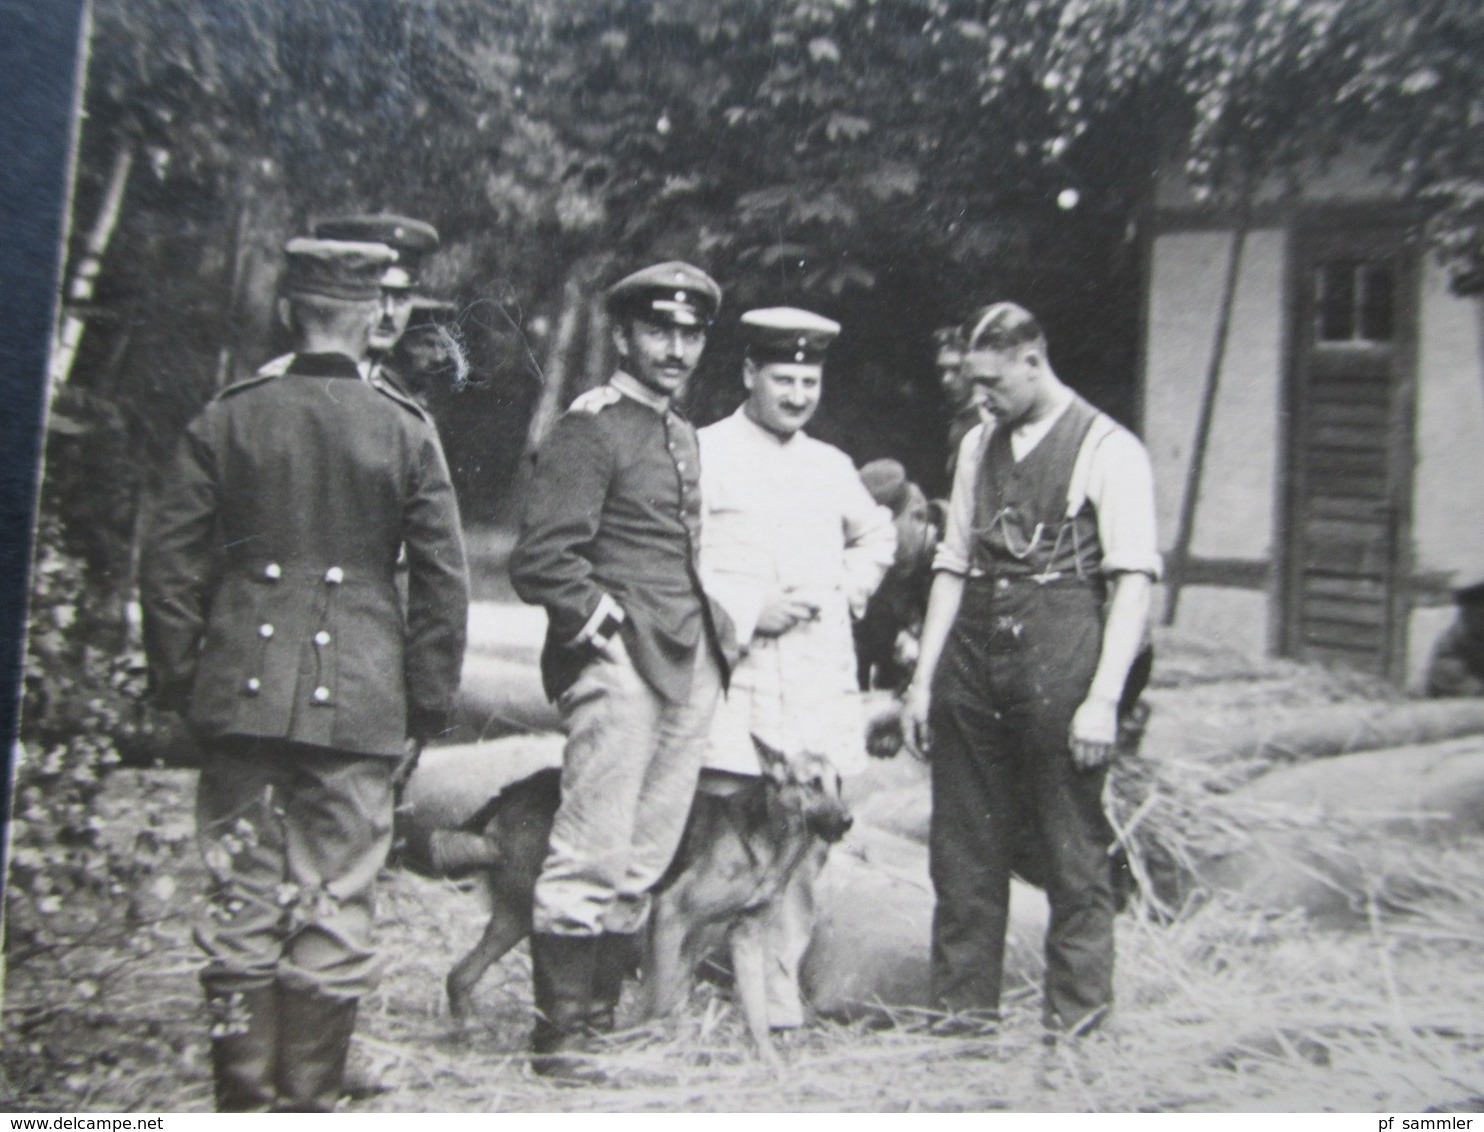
[{"xmin": 699, "ymin": 408, "xmax": 895, "ymax": 775}]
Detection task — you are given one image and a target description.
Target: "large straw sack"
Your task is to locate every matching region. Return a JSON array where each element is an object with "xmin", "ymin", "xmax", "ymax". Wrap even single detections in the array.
[
  {"xmin": 396, "ymin": 734, "xmax": 564, "ymax": 872},
  {"xmin": 1199, "ymin": 734, "xmax": 1484, "ymax": 923},
  {"xmin": 454, "ymin": 653, "xmax": 560, "ymax": 739},
  {"xmin": 845, "ymin": 747, "xmax": 932, "ymax": 842},
  {"xmin": 450, "ymin": 600, "xmax": 559, "ymax": 739},
  {"xmin": 1140, "ymin": 693, "xmax": 1484, "ymax": 768},
  {"xmin": 465, "ymin": 599, "xmax": 546, "ymax": 665},
  {"xmin": 801, "ymin": 821, "xmax": 1048, "ymax": 1019}
]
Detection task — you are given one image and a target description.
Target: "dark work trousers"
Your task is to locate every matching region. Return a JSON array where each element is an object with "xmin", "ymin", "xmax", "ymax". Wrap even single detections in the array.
[{"xmin": 927, "ymin": 575, "xmax": 1115, "ymax": 1030}]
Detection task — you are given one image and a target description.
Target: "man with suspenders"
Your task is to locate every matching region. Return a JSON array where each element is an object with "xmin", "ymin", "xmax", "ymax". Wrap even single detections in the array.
[{"xmin": 903, "ymin": 302, "xmax": 1160, "ymax": 1038}]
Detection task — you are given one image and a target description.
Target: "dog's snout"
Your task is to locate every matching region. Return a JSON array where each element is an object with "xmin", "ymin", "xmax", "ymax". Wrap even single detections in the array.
[{"xmin": 811, "ymin": 807, "xmax": 853, "ymax": 843}]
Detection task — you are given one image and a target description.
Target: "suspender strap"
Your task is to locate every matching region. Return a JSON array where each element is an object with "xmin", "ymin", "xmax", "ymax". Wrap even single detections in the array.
[{"xmin": 1065, "ymin": 411, "xmax": 1120, "ymax": 520}]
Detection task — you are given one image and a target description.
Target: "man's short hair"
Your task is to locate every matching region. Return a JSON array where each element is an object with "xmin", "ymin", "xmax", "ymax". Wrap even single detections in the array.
[
  {"xmin": 962, "ymin": 302, "xmax": 1045, "ymax": 354},
  {"xmin": 287, "ymin": 291, "xmax": 380, "ymax": 339}
]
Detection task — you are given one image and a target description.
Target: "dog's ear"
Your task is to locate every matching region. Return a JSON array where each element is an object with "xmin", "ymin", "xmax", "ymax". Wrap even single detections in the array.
[{"xmin": 751, "ymin": 734, "xmax": 791, "ymax": 783}]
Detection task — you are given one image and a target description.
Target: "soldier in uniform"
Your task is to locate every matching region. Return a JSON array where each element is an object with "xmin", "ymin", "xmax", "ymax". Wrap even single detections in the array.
[
  {"xmin": 256, "ymin": 213, "xmax": 441, "ymax": 381},
  {"xmin": 140, "ymin": 238, "xmax": 469, "ymax": 1111},
  {"xmin": 384, "ymin": 298, "xmax": 465, "ymax": 408},
  {"xmin": 698, "ymin": 307, "xmax": 895, "ymax": 1030},
  {"xmin": 903, "ymin": 302, "xmax": 1158, "ymax": 1038},
  {"xmin": 853, "ymin": 457, "xmax": 942, "ymax": 692},
  {"xmin": 314, "ymin": 213, "xmax": 441, "ymax": 362},
  {"xmin": 508, "ymin": 261, "xmax": 737, "ymax": 1079}
]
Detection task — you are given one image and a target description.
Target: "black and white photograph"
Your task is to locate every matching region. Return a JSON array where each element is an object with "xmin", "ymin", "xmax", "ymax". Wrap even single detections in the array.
[{"xmin": 3, "ymin": 0, "xmax": 1484, "ymax": 1115}]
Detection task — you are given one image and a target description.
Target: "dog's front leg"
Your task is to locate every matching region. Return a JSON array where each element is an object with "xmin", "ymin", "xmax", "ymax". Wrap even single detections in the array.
[
  {"xmin": 729, "ymin": 913, "xmax": 782, "ymax": 1072},
  {"xmin": 641, "ymin": 895, "xmax": 694, "ymax": 1022}
]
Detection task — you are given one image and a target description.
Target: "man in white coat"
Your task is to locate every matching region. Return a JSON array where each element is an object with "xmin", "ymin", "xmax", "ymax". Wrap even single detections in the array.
[{"xmin": 698, "ymin": 306, "xmax": 897, "ymax": 1029}]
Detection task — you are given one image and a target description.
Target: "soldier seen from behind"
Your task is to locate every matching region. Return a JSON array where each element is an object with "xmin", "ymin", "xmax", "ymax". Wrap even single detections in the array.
[{"xmin": 139, "ymin": 237, "xmax": 469, "ymax": 1111}]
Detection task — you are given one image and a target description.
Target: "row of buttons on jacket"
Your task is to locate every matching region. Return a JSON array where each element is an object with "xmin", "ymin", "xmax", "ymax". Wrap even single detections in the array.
[
  {"xmin": 245, "ymin": 563, "xmax": 342, "ymax": 702},
  {"xmin": 262, "ymin": 562, "xmax": 346, "ymax": 585},
  {"xmin": 243, "ymin": 676, "xmax": 333, "ymax": 702}
]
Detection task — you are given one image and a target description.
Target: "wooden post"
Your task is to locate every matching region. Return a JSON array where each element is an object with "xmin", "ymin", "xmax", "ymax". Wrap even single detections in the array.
[{"xmin": 1163, "ymin": 205, "xmax": 1250, "ymax": 625}]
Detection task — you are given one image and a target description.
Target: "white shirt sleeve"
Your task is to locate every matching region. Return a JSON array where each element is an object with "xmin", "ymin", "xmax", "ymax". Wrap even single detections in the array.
[
  {"xmin": 1085, "ymin": 427, "xmax": 1163, "ymax": 579},
  {"xmin": 933, "ymin": 422, "xmax": 989, "ymax": 577}
]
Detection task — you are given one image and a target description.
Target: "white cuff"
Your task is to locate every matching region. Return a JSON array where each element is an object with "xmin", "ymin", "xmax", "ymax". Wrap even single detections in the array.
[{"xmin": 568, "ymin": 592, "xmax": 625, "ymax": 648}]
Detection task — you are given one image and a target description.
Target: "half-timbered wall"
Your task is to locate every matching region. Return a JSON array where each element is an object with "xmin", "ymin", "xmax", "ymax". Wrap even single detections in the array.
[
  {"xmin": 1142, "ymin": 193, "xmax": 1484, "ymax": 687},
  {"xmin": 1143, "ymin": 226, "xmax": 1287, "ymax": 660}
]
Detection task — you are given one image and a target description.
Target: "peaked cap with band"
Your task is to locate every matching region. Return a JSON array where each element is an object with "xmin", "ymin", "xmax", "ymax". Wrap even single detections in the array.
[
  {"xmin": 313, "ymin": 213, "xmax": 440, "ymax": 291},
  {"xmin": 282, "ymin": 238, "xmax": 397, "ymax": 302},
  {"xmin": 605, "ymin": 261, "xmax": 722, "ymax": 328},
  {"xmin": 740, "ymin": 306, "xmax": 841, "ymax": 365}
]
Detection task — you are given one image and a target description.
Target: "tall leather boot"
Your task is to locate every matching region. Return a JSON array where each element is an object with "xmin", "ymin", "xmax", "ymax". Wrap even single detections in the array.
[
  {"xmin": 530, "ymin": 932, "xmax": 606, "ymax": 1084},
  {"xmin": 276, "ymin": 990, "xmax": 358, "ymax": 1112},
  {"xmin": 205, "ymin": 984, "xmax": 280, "ymax": 1112},
  {"xmin": 589, "ymin": 932, "xmax": 639, "ymax": 1035}
]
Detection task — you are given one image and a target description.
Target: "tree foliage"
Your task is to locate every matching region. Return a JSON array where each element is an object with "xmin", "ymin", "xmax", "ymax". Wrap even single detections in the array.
[{"xmin": 63, "ymin": 0, "xmax": 1484, "ymax": 493}]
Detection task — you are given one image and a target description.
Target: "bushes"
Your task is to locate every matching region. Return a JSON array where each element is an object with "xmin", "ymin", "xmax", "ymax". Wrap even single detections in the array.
[{"xmin": 3, "ymin": 412, "xmax": 194, "ymax": 1105}]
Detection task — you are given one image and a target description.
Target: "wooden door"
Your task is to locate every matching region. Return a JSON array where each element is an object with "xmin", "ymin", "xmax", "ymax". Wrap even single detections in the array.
[{"xmin": 1283, "ymin": 222, "xmax": 1417, "ymax": 678}]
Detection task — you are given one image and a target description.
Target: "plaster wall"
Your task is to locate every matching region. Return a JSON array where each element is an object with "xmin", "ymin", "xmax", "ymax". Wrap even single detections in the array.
[
  {"xmin": 1143, "ymin": 228, "xmax": 1287, "ymax": 564},
  {"xmin": 1156, "ymin": 585, "xmax": 1271, "ymax": 662},
  {"xmin": 1411, "ymin": 263, "xmax": 1484, "ymax": 588}
]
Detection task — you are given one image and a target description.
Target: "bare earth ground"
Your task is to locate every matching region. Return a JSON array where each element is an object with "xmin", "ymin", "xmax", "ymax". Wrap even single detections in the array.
[{"xmin": 5, "ymin": 622, "xmax": 1484, "ymax": 1112}]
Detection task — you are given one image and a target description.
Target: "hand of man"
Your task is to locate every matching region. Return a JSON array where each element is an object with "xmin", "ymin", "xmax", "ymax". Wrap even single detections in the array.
[
  {"xmin": 902, "ymin": 681, "xmax": 932, "ymax": 761},
  {"xmin": 1069, "ymin": 694, "xmax": 1119, "ymax": 769},
  {"xmin": 754, "ymin": 590, "xmax": 822, "ymax": 637}
]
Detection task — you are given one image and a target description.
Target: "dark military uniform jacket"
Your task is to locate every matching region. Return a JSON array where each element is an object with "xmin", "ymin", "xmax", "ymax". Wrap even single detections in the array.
[
  {"xmin": 509, "ymin": 372, "xmax": 736, "ymax": 704},
  {"xmin": 140, "ymin": 352, "xmax": 469, "ymax": 756}
]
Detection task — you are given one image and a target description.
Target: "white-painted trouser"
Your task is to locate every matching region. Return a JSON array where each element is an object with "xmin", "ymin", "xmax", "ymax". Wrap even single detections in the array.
[{"xmin": 534, "ymin": 642, "xmax": 722, "ymax": 937}]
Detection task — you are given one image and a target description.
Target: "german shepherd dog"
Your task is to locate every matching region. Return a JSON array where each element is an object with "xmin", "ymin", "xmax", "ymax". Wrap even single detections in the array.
[{"xmin": 426, "ymin": 737, "xmax": 853, "ymax": 1065}]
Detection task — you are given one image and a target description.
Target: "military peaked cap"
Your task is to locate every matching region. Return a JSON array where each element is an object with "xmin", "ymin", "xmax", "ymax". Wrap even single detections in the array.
[
  {"xmin": 740, "ymin": 306, "xmax": 841, "ymax": 365},
  {"xmin": 406, "ymin": 298, "xmax": 460, "ymax": 330},
  {"xmin": 605, "ymin": 261, "xmax": 722, "ymax": 327},
  {"xmin": 314, "ymin": 213, "xmax": 440, "ymax": 290},
  {"xmin": 282, "ymin": 238, "xmax": 396, "ymax": 301}
]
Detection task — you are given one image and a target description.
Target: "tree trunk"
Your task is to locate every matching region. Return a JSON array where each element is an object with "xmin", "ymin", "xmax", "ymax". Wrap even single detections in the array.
[
  {"xmin": 49, "ymin": 138, "xmax": 133, "ymax": 391},
  {"xmin": 577, "ymin": 296, "xmax": 611, "ymax": 399},
  {"xmin": 522, "ymin": 271, "xmax": 586, "ymax": 459}
]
